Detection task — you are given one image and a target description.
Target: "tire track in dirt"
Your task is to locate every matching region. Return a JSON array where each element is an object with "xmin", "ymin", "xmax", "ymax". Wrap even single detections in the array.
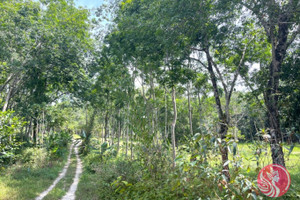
[
  {"xmin": 61, "ymin": 142, "xmax": 82, "ymax": 200},
  {"xmin": 35, "ymin": 143, "xmax": 74, "ymax": 200}
]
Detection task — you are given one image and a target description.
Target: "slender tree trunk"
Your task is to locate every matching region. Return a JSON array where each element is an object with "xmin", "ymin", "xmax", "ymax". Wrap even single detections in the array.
[
  {"xmin": 23, "ymin": 124, "xmax": 28, "ymax": 142},
  {"xmin": 130, "ymin": 130, "xmax": 133, "ymax": 160},
  {"xmin": 197, "ymin": 92, "xmax": 202, "ymax": 124},
  {"xmin": 42, "ymin": 110, "xmax": 45, "ymax": 147},
  {"xmin": 164, "ymin": 87, "xmax": 168, "ymax": 140},
  {"xmin": 206, "ymin": 50, "xmax": 230, "ymax": 180},
  {"xmin": 0, "ymin": 73, "xmax": 13, "ymax": 93},
  {"xmin": 85, "ymin": 109, "xmax": 97, "ymax": 149},
  {"xmin": 102, "ymin": 125, "xmax": 104, "ymax": 143},
  {"xmin": 126, "ymin": 122, "xmax": 129, "ymax": 157},
  {"xmin": 27, "ymin": 119, "xmax": 32, "ymax": 142},
  {"xmin": 2, "ymin": 84, "xmax": 13, "ymax": 112},
  {"xmin": 117, "ymin": 109, "xmax": 121, "ymax": 154},
  {"xmin": 33, "ymin": 118, "xmax": 38, "ymax": 146},
  {"xmin": 111, "ymin": 117, "xmax": 115, "ymax": 146},
  {"xmin": 187, "ymin": 82, "xmax": 193, "ymax": 136},
  {"xmin": 150, "ymin": 75, "xmax": 155, "ymax": 137},
  {"xmin": 141, "ymin": 76, "xmax": 152, "ymax": 137},
  {"xmin": 126, "ymin": 104, "xmax": 129, "ymax": 157},
  {"xmin": 36, "ymin": 120, "xmax": 39, "ymax": 145},
  {"xmin": 171, "ymin": 86, "xmax": 177, "ymax": 168},
  {"xmin": 104, "ymin": 110, "xmax": 109, "ymax": 142}
]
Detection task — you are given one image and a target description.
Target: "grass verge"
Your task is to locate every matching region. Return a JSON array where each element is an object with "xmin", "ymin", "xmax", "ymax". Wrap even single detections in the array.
[{"xmin": 0, "ymin": 147, "xmax": 69, "ymax": 200}]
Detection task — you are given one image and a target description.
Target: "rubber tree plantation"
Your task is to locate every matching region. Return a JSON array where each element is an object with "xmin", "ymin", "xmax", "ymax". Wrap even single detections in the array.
[{"xmin": 0, "ymin": 0, "xmax": 299, "ymax": 199}]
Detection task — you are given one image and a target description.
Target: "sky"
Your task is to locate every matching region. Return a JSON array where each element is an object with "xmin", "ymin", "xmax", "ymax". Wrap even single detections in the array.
[{"xmin": 74, "ymin": 0, "xmax": 103, "ymax": 9}]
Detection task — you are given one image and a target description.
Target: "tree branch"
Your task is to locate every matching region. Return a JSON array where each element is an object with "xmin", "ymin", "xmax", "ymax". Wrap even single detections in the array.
[
  {"xmin": 205, "ymin": 48, "xmax": 224, "ymax": 118},
  {"xmin": 286, "ymin": 24, "xmax": 300, "ymax": 49},
  {"xmin": 0, "ymin": 73, "xmax": 13, "ymax": 92},
  {"xmin": 209, "ymin": 56, "xmax": 228, "ymax": 95},
  {"xmin": 190, "ymin": 47, "xmax": 206, "ymax": 52},
  {"xmin": 228, "ymin": 38, "xmax": 253, "ymax": 101},
  {"xmin": 189, "ymin": 57, "xmax": 207, "ymax": 69}
]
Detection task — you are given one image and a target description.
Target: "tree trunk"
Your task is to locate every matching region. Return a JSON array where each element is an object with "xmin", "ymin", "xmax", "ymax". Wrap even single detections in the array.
[
  {"xmin": 126, "ymin": 122, "xmax": 129, "ymax": 157},
  {"xmin": 117, "ymin": 109, "xmax": 121, "ymax": 154},
  {"xmin": 266, "ymin": 60, "xmax": 285, "ymax": 167},
  {"xmin": 42, "ymin": 110, "xmax": 45, "ymax": 147},
  {"xmin": 126, "ymin": 104, "xmax": 129, "ymax": 157},
  {"xmin": 264, "ymin": 18, "xmax": 290, "ymax": 167},
  {"xmin": 150, "ymin": 74, "xmax": 155, "ymax": 137},
  {"xmin": 85, "ymin": 109, "xmax": 97, "ymax": 146},
  {"xmin": 197, "ymin": 93, "xmax": 202, "ymax": 124},
  {"xmin": 164, "ymin": 86, "xmax": 168, "ymax": 140},
  {"xmin": 33, "ymin": 118, "xmax": 38, "ymax": 146},
  {"xmin": 171, "ymin": 86, "xmax": 177, "ymax": 168},
  {"xmin": 2, "ymin": 84, "xmax": 13, "ymax": 112},
  {"xmin": 187, "ymin": 82, "xmax": 193, "ymax": 136},
  {"xmin": 206, "ymin": 50, "xmax": 230, "ymax": 180},
  {"xmin": 111, "ymin": 117, "xmax": 115, "ymax": 146},
  {"xmin": 27, "ymin": 118, "xmax": 32, "ymax": 142},
  {"xmin": 104, "ymin": 110, "xmax": 109, "ymax": 142},
  {"xmin": 130, "ymin": 130, "xmax": 133, "ymax": 160}
]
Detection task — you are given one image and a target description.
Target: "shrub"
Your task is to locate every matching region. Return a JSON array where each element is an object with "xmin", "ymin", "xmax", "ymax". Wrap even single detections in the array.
[
  {"xmin": 20, "ymin": 147, "xmax": 49, "ymax": 168},
  {"xmin": 44, "ymin": 130, "xmax": 72, "ymax": 158},
  {"xmin": 81, "ymin": 136, "xmax": 265, "ymax": 200},
  {"xmin": 0, "ymin": 110, "xmax": 25, "ymax": 168}
]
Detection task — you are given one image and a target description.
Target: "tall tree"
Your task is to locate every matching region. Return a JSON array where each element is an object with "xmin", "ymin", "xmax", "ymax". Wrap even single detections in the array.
[{"xmin": 226, "ymin": 0, "xmax": 300, "ymax": 166}]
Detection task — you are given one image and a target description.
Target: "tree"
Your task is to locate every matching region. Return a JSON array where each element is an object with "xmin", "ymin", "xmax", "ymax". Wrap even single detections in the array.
[
  {"xmin": 225, "ymin": 0, "xmax": 300, "ymax": 166},
  {"xmin": 0, "ymin": 0, "xmax": 91, "ymax": 145}
]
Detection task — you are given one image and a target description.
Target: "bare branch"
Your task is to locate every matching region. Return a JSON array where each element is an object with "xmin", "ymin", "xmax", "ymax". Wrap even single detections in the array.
[
  {"xmin": 210, "ymin": 57, "xmax": 228, "ymax": 95},
  {"xmin": 205, "ymin": 48, "xmax": 224, "ymax": 118},
  {"xmin": 190, "ymin": 47, "xmax": 205, "ymax": 52},
  {"xmin": 189, "ymin": 57, "xmax": 207, "ymax": 69},
  {"xmin": 0, "ymin": 73, "xmax": 13, "ymax": 92},
  {"xmin": 228, "ymin": 38, "xmax": 254, "ymax": 101}
]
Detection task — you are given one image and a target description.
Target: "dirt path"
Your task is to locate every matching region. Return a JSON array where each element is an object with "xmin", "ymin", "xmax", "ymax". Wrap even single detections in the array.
[
  {"xmin": 61, "ymin": 142, "xmax": 82, "ymax": 200},
  {"xmin": 35, "ymin": 143, "xmax": 74, "ymax": 200}
]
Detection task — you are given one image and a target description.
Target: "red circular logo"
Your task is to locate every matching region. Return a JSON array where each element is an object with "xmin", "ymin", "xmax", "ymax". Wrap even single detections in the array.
[{"xmin": 257, "ymin": 164, "xmax": 291, "ymax": 197}]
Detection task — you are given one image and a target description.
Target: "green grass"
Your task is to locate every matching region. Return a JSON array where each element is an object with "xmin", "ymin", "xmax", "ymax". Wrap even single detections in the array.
[
  {"xmin": 75, "ymin": 169, "xmax": 101, "ymax": 200},
  {"xmin": 0, "ymin": 147, "xmax": 69, "ymax": 200},
  {"xmin": 43, "ymin": 149, "xmax": 77, "ymax": 200},
  {"xmin": 236, "ymin": 143, "xmax": 300, "ymax": 199},
  {"xmin": 201, "ymin": 142, "xmax": 300, "ymax": 198}
]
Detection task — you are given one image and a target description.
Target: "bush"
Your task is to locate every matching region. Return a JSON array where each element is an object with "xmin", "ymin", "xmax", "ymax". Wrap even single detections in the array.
[
  {"xmin": 44, "ymin": 130, "xmax": 72, "ymax": 158},
  {"xmin": 20, "ymin": 147, "xmax": 49, "ymax": 168},
  {"xmin": 82, "ymin": 154, "xmax": 141, "ymax": 199},
  {"xmin": 0, "ymin": 110, "xmax": 25, "ymax": 168},
  {"xmin": 80, "ymin": 137, "xmax": 264, "ymax": 200}
]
